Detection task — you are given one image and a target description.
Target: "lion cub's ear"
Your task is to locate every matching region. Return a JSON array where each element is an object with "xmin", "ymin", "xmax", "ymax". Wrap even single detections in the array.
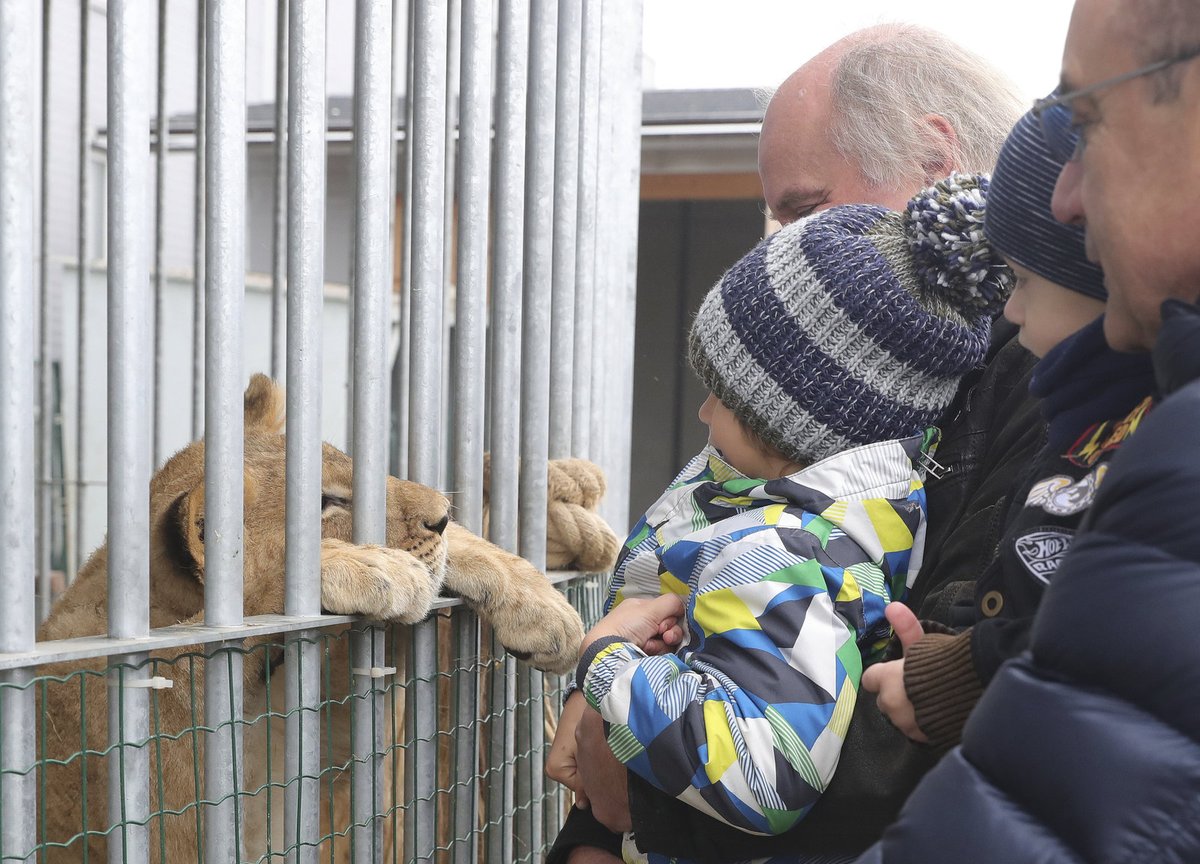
[{"xmin": 244, "ymin": 373, "xmax": 286, "ymax": 434}]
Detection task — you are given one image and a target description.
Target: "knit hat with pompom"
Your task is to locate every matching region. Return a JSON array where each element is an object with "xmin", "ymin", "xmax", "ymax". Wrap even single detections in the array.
[{"xmin": 689, "ymin": 173, "xmax": 1013, "ymax": 465}]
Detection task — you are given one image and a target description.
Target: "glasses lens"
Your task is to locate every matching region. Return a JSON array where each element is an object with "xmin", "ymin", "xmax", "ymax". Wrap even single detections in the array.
[{"xmin": 1038, "ymin": 101, "xmax": 1081, "ymax": 164}]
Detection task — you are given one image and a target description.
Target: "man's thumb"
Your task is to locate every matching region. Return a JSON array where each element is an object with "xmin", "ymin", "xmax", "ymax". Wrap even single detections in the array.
[
  {"xmin": 885, "ymin": 602, "xmax": 925, "ymax": 651},
  {"xmin": 650, "ymin": 592, "xmax": 686, "ymax": 619}
]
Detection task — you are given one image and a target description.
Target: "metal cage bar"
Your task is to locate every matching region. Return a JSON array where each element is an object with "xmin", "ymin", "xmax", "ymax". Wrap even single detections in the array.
[
  {"xmin": 271, "ymin": 0, "xmax": 290, "ymax": 382},
  {"xmin": 106, "ymin": 4, "xmax": 154, "ymax": 861},
  {"xmin": 191, "ymin": 0, "xmax": 206, "ymax": 442},
  {"xmin": 36, "ymin": 0, "xmax": 53, "ymax": 624},
  {"xmin": 70, "ymin": 0, "xmax": 91, "ymax": 581},
  {"xmin": 202, "ymin": 1, "xmax": 248, "ymax": 860},
  {"xmin": 0, "ymin": 1, "xmax": 38, "ymax": 858},
  {"xmin": 152, "ymin": 0, "xmax": 168, "ymax": 469}
]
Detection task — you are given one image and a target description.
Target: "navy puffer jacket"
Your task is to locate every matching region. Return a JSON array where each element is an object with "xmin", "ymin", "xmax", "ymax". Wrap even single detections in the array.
[{"xmin": 858, "ymin": 300, "xmax": 1200, "ymax": 863}]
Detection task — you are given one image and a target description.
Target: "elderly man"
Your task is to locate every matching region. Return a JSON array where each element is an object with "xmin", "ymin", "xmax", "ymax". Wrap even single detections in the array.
[
  {"xmin": 858, "ymin": 0, "xmax": 1200, "ymax": 860},
  {"xmin": 547, "ymin": 23, "xmax": 1034, "ymax": 864}
]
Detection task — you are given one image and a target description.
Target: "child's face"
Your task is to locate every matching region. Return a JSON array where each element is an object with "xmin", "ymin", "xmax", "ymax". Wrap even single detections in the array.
[
  {"xmin": 698, "ymin": 393, "xmax": 802, "ymax": 480},
  {"xmin": 1002, "ymin": 260, "xmax": 1106, "ymax": 358}
]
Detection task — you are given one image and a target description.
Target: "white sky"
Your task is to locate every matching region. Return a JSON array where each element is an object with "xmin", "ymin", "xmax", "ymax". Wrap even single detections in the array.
[{"xmin": 642, "ymin": 1, "xmax": 1076, "ymax": 101}]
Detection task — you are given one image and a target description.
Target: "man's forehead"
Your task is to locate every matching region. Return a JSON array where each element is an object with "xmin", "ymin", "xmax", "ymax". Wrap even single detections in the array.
[{"xmin": 1060, "ymin": 0, "xmax": 1135, "ymax": 92}]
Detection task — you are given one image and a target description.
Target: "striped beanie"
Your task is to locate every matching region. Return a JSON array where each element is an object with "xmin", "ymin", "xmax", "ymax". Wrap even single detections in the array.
[
  {"xmin": 689, "ymin": 173, "xmax": 1013, "ymax": 465},
  {"xmin": 984, "ymin": 105, "xmax": 1105, "ymax": 299}
]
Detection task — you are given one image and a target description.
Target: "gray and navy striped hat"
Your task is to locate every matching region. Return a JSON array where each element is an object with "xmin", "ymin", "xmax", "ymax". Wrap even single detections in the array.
[{"xmin": 689, "ymin": 173, "xmax": 1013, "ymax": 465}]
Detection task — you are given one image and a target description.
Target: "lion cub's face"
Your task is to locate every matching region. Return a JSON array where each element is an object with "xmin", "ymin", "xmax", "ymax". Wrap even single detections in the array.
[{"xmin": 150, "ymin": 375, "xmax": 451, "ymax": 618}]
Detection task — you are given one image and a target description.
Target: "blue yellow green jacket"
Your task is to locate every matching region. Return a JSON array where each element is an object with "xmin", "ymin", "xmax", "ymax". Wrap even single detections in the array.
[{"xmin": 578, "ymin": 436, "xmax": 929, "ymax": 838}]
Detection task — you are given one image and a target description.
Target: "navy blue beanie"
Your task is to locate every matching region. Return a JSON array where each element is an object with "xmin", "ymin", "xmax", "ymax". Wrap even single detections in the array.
[{"xmin": 984, "ymin": 105, "xmax": 1106, "ymax": 299}]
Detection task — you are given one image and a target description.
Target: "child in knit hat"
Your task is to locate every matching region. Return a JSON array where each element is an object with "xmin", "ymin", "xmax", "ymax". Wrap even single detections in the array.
[
  {"xmin": 863, "ymin": 105, "xmax": 1157, "ymax": 751},
  {"xmin": 547, "ymin": 175, "xmax": 1012, "ymax": 864}
]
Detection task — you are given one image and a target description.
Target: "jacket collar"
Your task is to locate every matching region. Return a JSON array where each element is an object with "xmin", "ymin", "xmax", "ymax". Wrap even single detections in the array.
[{"xmin": 1153, "ymin": 299, "xmax": 1200, "ymax": 396}]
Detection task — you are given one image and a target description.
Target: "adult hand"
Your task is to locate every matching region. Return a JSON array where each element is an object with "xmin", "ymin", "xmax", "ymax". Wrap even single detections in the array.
[
  {"xmin": 860, "ymin": 602, "xmax": 929, "ymax": 744},
  {"xmin": 582, "ymin": 593, "xmax": 686, "ymax": 655},
  {"xmin": 576, "ymin": 704, "xmax": 632, "ymax": 833},
  {"xmin": 546, "ymin": 691, "xmax": 590, "ymax": 808}
]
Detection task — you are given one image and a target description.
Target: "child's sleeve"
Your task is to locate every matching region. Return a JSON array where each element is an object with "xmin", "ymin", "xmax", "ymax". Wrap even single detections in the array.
[{"xmin": 579, "ymin": 532, "xmax": 893, "ymax": 836}]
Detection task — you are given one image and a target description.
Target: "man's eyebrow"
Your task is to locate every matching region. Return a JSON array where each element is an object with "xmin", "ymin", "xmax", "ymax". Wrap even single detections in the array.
[{"xmin": 777, "ymin": 187, "xmax": 830, "ymax": 210}]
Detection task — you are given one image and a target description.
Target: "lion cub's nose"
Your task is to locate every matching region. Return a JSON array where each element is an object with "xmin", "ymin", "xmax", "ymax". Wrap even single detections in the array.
[{"xmin": 425, "ymin": 514, "xmax": 450, "ymax": 536}]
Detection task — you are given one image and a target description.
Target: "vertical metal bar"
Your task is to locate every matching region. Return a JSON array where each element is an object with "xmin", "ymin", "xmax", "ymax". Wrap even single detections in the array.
[
  {"xmin": 489, "ymin": 3, "xmax": 529, "ymax": 856},
  {"xmin": 571, "ymin": 0, "xmax": 601, "ymax": 458},
  {"xmin": 271, "ymin": 0, "xmax": 290, "ymax": 381},
  {"xmin": 452, "ymin": 2, "xmax": 492, "ymax": 856},
  {"xmin": 71, "ymin": 0, "xmax": 90, "ymax": 580},
  {"xmin": 442, "ymin": 2, "xmax": 461, "ymax": 494},
  {"xmin": 285, "ymin": 1, "xmax": 326, "ymax": 861},
  {"xmin": 549, "ymin": 0, "xmax": 581, "ymax": 460},
  {"xmin": 519, "ymin": 6, "xmax": 558, "ymax": 850},
  {"xmin": 0, "ymin": 1, "xmax": 38, "ymax": 858},
  {"xmin": 107, "ymin": 4, "xmax": 153, "ymax": 862},
  {"xmin": 351, "ymin": 0, "xmax": 394, "ymax": 858},
  {"xmin": 390, "ymin": 1, "xmax": 417, "ymax": 481},
  {"xmin": 408, "ymin": 2, "xmax": 449, "ymax": 855},
  {"xmin": 152, "ymin": 0, "xmax": 168, "ymax": 468},
  {"xmin": 203, "ymin": 2, "xmax": 247, "ymax": 861},
  {"xmin": 36, "ymin": 0, "xmax": 53, "ymax": 623},
  {"xmin": 591, "ymin": 0, "xmax": 643, "ymax": 532},
  {"xmin": 191, "ymin": 0, "xmax": 206, "ymax": 440}
]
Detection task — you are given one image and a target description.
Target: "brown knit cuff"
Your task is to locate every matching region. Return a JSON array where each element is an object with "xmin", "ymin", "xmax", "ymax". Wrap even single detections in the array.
[{"xmin": 904, "ymin": 629, "xmax": 984, "ymax": 752}]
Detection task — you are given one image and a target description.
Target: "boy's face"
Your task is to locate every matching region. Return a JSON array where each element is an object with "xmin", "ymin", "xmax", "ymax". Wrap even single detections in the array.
[
  {"xmin": 698, "ymin": 393, "xmax": 802, "ymax": 480},
  {"xmin": 1002, "ymin": 260, "xmax": 1106, "ymax": 358}
]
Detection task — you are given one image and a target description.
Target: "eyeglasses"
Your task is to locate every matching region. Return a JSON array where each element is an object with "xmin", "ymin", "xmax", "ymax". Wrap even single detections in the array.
[{"xmin": 1032, "ymin": 45, "xmax": 1200, "ymax": 163}]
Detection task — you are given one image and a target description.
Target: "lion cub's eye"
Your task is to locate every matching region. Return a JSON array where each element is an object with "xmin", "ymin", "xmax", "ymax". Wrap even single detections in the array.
[{"xmin": 321, "ymin": 494, "xmax": 352, "ymax": 513}]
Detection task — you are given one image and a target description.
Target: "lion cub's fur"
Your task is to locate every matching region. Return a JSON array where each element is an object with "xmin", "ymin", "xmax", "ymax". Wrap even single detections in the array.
[{"xmin": 33, "ymin": 374, "xmax": 584, "ymax": 862}]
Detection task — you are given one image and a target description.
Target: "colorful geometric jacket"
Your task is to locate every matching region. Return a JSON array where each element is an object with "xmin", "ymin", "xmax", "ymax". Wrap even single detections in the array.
[{"xmin": 578, "ymin": 436, "xmax": 930, "ymax": 839}]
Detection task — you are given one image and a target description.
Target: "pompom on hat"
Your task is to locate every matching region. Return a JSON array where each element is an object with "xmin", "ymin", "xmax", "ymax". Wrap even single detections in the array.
[
  {"xmin": 689, "ymin": 173, "xmax": 1013, "ymax": 466},
  {"xmin": 984, "ymin": 104, "xmax": 1105, "ymax": 299}
]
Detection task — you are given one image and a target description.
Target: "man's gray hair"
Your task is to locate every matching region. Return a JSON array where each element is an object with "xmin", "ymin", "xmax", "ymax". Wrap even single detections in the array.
[
  {"xmin": 1129, "ymin": 0, "xmax": 1200, "ymax": 101},
  {"xmin": 828, "ymin": 24, "xmax": 1025, "ymax": 188}
]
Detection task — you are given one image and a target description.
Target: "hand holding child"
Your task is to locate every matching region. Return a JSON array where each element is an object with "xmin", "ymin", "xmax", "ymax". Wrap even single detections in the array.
[{"xmin": 860, "ymin": 602, "xmax": 929, "ymax": 744}]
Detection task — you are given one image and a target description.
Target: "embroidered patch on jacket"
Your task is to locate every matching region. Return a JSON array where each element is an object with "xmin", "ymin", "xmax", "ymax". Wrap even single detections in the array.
[
  {"xmin": 1025, "ymin": 465, "xmax": 1109, "ymax": 516},
  {"xmin": 1014, "ymin": 527, "xmax": 1075, "ymax": 584},
  {"xmin": 1065, "ymin": 395, "xmax": 1153, "ymax": 468}
]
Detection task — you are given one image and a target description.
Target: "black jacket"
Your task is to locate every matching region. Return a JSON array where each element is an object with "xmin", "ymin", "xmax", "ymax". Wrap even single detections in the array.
[{"xmin": 858, "ymin": 300, "xmax": 1200, "ymax": 863}]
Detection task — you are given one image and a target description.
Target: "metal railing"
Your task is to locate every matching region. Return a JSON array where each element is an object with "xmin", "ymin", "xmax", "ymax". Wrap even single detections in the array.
[{"xmin": 0, "ymin": 0, "xmax": 643, "ymax": 861}]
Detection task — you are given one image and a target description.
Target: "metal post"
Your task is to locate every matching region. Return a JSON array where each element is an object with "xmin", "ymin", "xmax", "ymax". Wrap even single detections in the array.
[
  {"xmin": 442, "ymin": 3, "xmax": 461, "ymax": 492},
  {"xmin": 407, "ymin": 2, "xmax": 449, "ymax": 856},
  {"xmin": 489, "ymin": 3, "xmax": 529, "ymax": 856},
  {"xmin": 549, "ymin": 0, "xmax": 581, "ymax": 459},
  {"xmin": 71, "ymin": 0, "xmax": 91, "ymax": 580},
  {"xmin": 571, "ymin": 0, "xmax": 601, "ymax": 459},
  {"xmin": 350, "ymin": 0, "xmax": 394, "ymax": 858},
  {"xmin": 271, "ymin": 0, "xmax": 290, "ymax": 381},
  {"xmin": 203, "ymin": 2, "xmax": 247, "ymax": 860},
  {"xmin": 285, "ymin": 1, "xmax": 326, "ymax": 861},
  {"xmin": 390, "ymin": 1, "xmax": 417, "ymax": 481},
  {"xmin": 452, "ymin": 2, "xmax": 493, "ymax": 857},
  {"xmin": 152, "ymin": 0, "xmax": 168, "ymax": 468},
  {"xmin": 191, "ymin": 0, "xmax": 206, "ymax": 441},
  {"xmin": 591, "ymin": 0, "xmax": 643, "ymax": 532},
  {"xmin": 107, "ymin": 4, "xmax": 153, "ymax": 862},
  {"xmin": 36, "ymin": 0, "xmax": 53, "ymax": 623},
  {"xmin": 0, "ymin": 2, "xmax": 38, "ymax": 858}
]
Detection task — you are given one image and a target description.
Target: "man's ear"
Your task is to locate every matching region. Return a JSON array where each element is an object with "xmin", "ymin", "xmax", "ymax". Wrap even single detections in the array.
[{"xmin": 919, "ymin": 113, "xmax": 960, "ymax": 184}]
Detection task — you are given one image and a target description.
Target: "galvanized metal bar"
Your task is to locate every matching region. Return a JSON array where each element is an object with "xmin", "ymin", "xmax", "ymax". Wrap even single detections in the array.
[
  {"xmin": 0, "ymin": 1, "xmax": 38, "ymax": 857},
  {"xmin": 285, "ymin": 1, "xmax": 327, "ymax": 860},
  {"xmin": 390, "ymin": 0, "xmax": 416, "ymax": 480},
  {"xmin": 350, "ymin": 0, "xmax": 394, "ymax": 857},
  {"xmin": 408, "ymin": 2, "xmax": 449, "ymax": 854},
  {"xmin": 571, "ymin": 0, "xmax": 601, "ymax": 458},
  {"xmin": 107, "ymin": 4, "xmax": 154, "ymax": 861},
  {"xmin": 591, "ymin": 0, "xmax": 643, "ymax": 532},
  {"xmin": 518, "ymin": 2, "xmax": 558, "ymax": 850},
  {"xmin": 191, "ymin": 0, "xmax": 206, "ymax": 441},
  {"xmin": 451, "ymin": 3, "xmax": 492, "ymax": 854},
  {"xmin": 202, "ymin": 2, "xmax": 247, "ymax": 860},
  {"xmin": 36, "ymin": 0, "xmax": 53, "ymax": 624},
  {"xmin": 271, "ymin": 0, "xmax": 290, "ymax": 381},
  {"xmin": 71, "ymin": 0, "xmax": 91, "ymax": 580},
  {"xmin": 441, "ymin": 1, "xmax": 461, "ymax": 495},
  {"xmin": 152, "ymin": 0, "xmax": 168, "ymax": 468},
  {"xmin": 549, "ymin": 0, "xmax": 582, "ymax": 459}
]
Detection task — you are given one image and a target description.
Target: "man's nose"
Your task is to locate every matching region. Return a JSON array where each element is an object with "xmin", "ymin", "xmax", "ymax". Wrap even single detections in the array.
[{"xmin": 1051, "ymin": 159, "xmax": 1085, "ymax": 225}]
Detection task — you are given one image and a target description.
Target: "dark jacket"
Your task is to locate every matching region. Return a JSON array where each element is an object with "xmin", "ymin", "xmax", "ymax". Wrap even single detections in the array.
[
  {"xmin": 858, "ymin": 300, "xmax": 1200, "ymax": 864},
  {"xmin": 549, "ymin": 321, "xmax": 1047, "ymax": 863}
]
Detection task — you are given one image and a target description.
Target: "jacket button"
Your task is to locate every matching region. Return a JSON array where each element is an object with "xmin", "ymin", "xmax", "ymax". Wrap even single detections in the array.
[{"xmin": 981, "ymin": 590, "xmax": 1004, "ymax": 617}]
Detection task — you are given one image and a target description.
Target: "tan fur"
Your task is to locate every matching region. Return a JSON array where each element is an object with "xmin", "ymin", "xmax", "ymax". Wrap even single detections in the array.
[{"xmin": 33, "ymin": 374, "xmax": 584, "ymax": 862}]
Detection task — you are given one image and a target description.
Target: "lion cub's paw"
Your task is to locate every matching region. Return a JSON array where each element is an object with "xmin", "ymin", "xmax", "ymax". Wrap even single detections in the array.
[
  {"xmin": 320, "ymin": 540, "xmax": 441, "ymax": 624},
  {"xmin": 489, "ymin": 581, "xmax": 584, "ymax": 676}
]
